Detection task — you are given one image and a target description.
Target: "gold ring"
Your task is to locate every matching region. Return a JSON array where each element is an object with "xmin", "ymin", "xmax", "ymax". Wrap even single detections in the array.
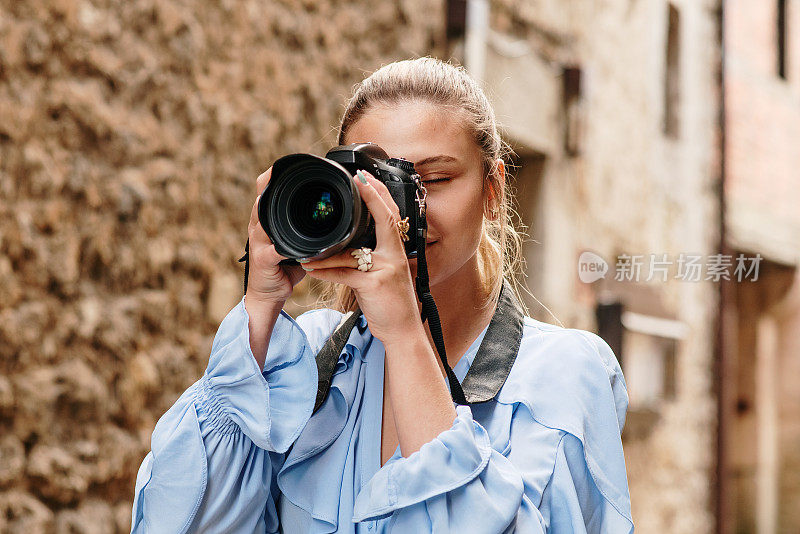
[
  {"xmin": 397, "ymin": 217, "xmax": 410, "ymax": 242},
  {"xmin": 351, "ymin": 247, "xmax": 374, "ymax": 272}
]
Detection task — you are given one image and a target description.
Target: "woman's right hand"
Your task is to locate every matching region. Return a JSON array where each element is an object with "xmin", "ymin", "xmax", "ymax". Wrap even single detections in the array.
[
  {"xmin": 244, "ymin": 168, "xmax": 306, "ymax": 368},
  {"xmin": 245, "ymin": 167, "xmax": 306, "ymax": 305}
]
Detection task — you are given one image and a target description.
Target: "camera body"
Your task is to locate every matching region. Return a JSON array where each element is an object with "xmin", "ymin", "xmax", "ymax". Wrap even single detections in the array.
[{"xmin": 258, "ymin": 143, "xmax": 423, "ymax": 261}]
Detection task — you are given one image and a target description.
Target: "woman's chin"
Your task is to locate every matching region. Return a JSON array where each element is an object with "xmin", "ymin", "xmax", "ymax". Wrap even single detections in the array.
[{"xmin": 406, "ymin": 241, "xmax": 448, "ymax": 286}]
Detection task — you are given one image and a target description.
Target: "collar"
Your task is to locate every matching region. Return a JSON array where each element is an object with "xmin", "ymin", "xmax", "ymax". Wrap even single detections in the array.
[
  {"xmin": 313, "ymin": 279, "xmax": 525, "ymax": 412},
  {"xmin": 460, "ymin": 279, "xmax": 525, "ymax": 403}
]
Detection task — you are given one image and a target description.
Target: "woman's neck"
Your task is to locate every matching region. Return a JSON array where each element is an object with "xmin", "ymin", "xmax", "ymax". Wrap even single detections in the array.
[{"xmin": 425, "ymin": 253, "xmax": 498, "ymax": 371}]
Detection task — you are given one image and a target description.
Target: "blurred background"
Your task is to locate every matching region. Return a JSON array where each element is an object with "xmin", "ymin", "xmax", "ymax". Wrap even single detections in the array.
[{"xmin": 1, "ymin": 0, "xmax": 799, "ymax": 532}]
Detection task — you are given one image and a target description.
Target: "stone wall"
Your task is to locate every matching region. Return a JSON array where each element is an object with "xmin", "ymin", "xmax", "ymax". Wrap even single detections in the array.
[
  {"xmin": 575, "ymin": 0, "xmax": 720, "ymax": 529},
  {"xmin": 0, "ymin": 0, "xmax": 442, "ymax": 531}
]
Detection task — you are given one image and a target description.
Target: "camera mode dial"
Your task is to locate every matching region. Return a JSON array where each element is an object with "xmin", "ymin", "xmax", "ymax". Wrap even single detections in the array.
[{"xmin": 386, "ymin": 157, "xmax": 415, "ymax": 176}]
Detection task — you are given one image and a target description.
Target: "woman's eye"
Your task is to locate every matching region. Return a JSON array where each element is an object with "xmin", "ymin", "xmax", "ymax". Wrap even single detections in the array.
[{"xmin": 422, "ymin": 177, "xmax": 450, "ymax": 184}]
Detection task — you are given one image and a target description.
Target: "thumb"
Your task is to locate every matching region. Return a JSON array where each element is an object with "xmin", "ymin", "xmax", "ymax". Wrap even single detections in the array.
[{"xmin": 285, "ymin": 263, "xmax": 307, "ymax": 287}]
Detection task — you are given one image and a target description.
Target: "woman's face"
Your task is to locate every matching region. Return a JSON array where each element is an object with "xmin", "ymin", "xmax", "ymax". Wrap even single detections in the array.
[{"xmin": 343, "ymin": 100, "xmax": 490, "ymax": 289}]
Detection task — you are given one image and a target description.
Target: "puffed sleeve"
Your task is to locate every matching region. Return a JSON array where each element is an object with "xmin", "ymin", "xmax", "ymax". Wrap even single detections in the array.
[
  {"xmin": 130, "ymin": 296, "xmax": 320, "ymax": 534},
  {"xmin": 351, "ymin": 327, "xmax": 634, "ymax": 533}
]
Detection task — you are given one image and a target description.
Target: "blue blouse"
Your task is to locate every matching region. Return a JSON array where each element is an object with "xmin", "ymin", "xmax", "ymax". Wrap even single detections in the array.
[{"xmin": 131, "ymin": 296, "xmax": 634, "ymax": 533}]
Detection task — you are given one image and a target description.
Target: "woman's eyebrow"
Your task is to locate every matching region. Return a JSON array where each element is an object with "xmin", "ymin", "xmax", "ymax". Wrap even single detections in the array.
[{"xmin": 414, "ymin": 155, "xmax": 459, "ymax": 167}]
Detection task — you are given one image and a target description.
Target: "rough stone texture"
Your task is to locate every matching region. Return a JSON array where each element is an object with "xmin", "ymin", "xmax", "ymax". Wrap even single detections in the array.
[
  {"xmin": 0, "ymin": 491, "xmax": 55, "ymax": 534},
  {"xmin": 0, "ymin": 0, "xmax": 443, "ymax": 530}
]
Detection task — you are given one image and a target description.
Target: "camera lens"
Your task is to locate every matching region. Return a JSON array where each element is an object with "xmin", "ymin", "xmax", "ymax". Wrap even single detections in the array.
[
  {"xmin": 288, "ymin": 184, "xmax": 343, "ymax": 239},
  {"xmin": 260, "ymin": 154, "xmax": 365, "ymax": 259}
]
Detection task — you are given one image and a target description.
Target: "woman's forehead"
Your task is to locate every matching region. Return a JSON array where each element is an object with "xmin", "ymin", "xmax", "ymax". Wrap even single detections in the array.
[{"xmin": 342, "ymin": 101, "xmax": 477, "ymax": 165}]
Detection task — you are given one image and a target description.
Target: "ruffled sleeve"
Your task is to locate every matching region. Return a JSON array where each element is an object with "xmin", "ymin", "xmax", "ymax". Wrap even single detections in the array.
[
  {"xmin": 499, "ymin": 326, "xmax": 634, "ymax": 532},
  {"xmin": 539, "ymin": 432, "xmax": 634, "ymax": 533},
  {"xmin": 130, "ymin": 296, "xmax": 319, "ymax": 534},
  {"xmin": 352, "ymin": 404, "xmax": 548, "ymax": 533},
  {"xmin": 351, "ymin": 324, "xmax": 634, "ymax": 533}
]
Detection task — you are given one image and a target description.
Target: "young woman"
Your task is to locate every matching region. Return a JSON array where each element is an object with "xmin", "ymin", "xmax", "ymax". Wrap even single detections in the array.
[{"xmin": 131, "ymin": 58, "xmax": 633, "ymax": 533}]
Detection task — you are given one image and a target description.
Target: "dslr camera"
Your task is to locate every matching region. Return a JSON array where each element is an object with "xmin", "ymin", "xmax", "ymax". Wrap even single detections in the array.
[{"xmin": 258, "ymin": 143, "xmax": 425, "ymax": 262}]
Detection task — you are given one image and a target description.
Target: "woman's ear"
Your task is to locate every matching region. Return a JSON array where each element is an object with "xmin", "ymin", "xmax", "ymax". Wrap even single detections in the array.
[{"xmin": 484, "ymin": 159, "xmax": 505, "ymax": 221}]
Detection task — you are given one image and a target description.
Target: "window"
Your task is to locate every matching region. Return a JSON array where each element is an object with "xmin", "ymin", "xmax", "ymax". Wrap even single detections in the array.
[
  {"xmin": 508, "ymin": 151, "xmax": 547, "ymax": 318},
  {"xmin": 446, "ymin": 0, "xmax": 468, "ymax": 62},
  {"xmin": 562, "ymin": 66, "xmax": 583, "ymax": 156},
  {"xmin": 663, "ymin": 4, "xmax": 681, "ymax": 138},
  {"xmin": 595, "ymin": 284, "xmax": 686, "ymax": 439},
  {"xmin": 446, "ymin": 0, "xmax": 467, "ymax": 42},
  {"xmin": 778, "ymin": 0, "xmax": 788, "ymax": 80}
]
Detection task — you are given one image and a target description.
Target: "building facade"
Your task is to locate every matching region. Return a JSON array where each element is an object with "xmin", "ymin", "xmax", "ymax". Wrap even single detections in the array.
[
  {"xmin": 457, "ymin": 1, "xmax": 721, "ymax": 532},
  {"xmin": 720, "ymin": 0, "xmax": 800, "ymax": 532}
]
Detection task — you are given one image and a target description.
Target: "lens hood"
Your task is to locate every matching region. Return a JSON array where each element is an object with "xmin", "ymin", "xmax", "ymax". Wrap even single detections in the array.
[
  {"xmin": 258, "ymin": 153, "xmax": 367, "ymax": 261},
  {"xmin": 258, "ymin": 143, "xmax": 420, "ymax": 262}
]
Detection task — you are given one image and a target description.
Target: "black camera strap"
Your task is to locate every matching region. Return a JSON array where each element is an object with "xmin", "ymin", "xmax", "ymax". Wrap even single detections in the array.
[
  {"xmin": 411, "ymin": 178, "xmax": 468, "ymax": 405},
  {"xmin": 309, "ymin": 278, "xmax": 525, "ymax": 414},
  {"xmin": 240, "ymin": 238, "xmax": 524, "ymax": 414},
  {"xmin": 239, "ymin": 239, "xmax": 251, "ymax": 295}
]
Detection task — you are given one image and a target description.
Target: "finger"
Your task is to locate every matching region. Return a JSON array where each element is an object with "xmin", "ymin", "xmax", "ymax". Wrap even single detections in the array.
[
  {"xmin": 364, "ymin": 174, "xmax": 401, "ymax": 220},
  {"xmin": 247, "ymin": 190, "xmax": 287, "ymax": 266},
  {"xmin": 248, "ymin": 194, "xmax": 262, "ymax": 235},
  {"xmin": 354, "ymin": 171, "xmax": 402, "ymax": 248},
  {"xmin": 301, "ymin": 249, "xmax": 359, "ymax": 271},
  {"xmin": 248, "ymin": 167, "xmax": 277, "ymax": 248},
  {"xmin": 247, "ymin": 194, "xmax": 277, "ymax": 251},
  {"xmin": 256, "ymin": 167, "xmax": 272, "ymax": 196},
  {"xmin": 285, "ymin": 263, "xmax": 307, "ymax": 286},
  {"xmin": 303, "ymin": 266, "xmax": 363, "ymax": 288},
  {"xmin": 249, "ymin": 241, "xmax": 287, "ymax": 267}
]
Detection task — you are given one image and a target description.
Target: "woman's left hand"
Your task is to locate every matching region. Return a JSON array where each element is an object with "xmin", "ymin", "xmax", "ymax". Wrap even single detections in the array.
[{"xmin": 299, "ymin": 170, "xmax": 423, "ymax": 344}]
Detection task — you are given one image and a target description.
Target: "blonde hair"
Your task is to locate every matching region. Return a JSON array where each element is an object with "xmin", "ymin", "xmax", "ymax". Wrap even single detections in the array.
[{"xmin": 319, "ymin": 57, "xmax": 526, "ymax": 314}]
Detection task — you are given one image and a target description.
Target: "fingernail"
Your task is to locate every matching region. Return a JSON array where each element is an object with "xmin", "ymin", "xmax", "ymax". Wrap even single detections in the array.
[
  {"xmin": 298, "ymin": 259, "xmax": 310, "ymax": 263},
  {"xmin": 356, "ymin": 170, "xmax": 368, "ymax": 185},
  {"xmin": 301, "ymin": 265, "xmax": 313, "ymax": 271}
]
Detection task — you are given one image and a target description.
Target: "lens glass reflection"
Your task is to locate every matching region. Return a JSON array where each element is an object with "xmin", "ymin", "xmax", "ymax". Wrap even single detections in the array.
[{"xmin": 289, "ymin": 184, "xmax": 343, "ymax": 238}]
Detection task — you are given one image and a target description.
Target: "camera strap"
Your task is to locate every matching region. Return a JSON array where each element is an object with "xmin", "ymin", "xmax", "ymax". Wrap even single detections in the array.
[
  {"xmin": 309, "ymin": 278, "xmax": 525, "ymax": 414},
  {"xmin": 239, "ymin": 239, "xmax": 251, "ymax": 294},
  {"xmin": 240, "ymin": 238, "xmax": 524, "ymax": 414},
  {"xmin": 411, "ymin": 177, "xmax": 468, "ymax": 405}
]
